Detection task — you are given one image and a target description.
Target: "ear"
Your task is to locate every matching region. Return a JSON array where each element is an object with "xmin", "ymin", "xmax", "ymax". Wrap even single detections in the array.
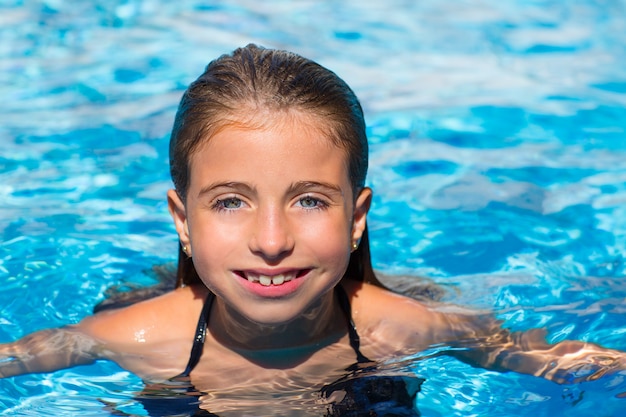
[
  {"xmin": 167, "ymin": 189, "xmax": 190, "ymax": 249},
  {"xmin": 351, "ymin": 187, "xmax": 372, "ymax": 244}
]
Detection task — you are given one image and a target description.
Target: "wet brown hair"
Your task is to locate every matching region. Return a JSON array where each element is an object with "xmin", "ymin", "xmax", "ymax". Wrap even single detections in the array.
[{"xmin": 169, "ymin": 44, "xmax": 384, "ymax": 289}]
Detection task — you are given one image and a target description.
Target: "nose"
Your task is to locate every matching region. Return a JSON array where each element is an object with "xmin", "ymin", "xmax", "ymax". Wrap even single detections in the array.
[{"xmin": 248, "ymin": 205, "xmax": 295, "ymax": 261}]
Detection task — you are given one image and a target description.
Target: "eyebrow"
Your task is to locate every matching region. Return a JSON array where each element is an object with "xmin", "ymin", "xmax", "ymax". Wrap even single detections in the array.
[
  {"xmin": 286, "ymin": 181, "xmax": 344, "ymax": 197},
  {"xmin": 196, "ymin": 181, "xmax": 344, "ymax": 199},
  {"xmin": 197, "ymin": 181, "xmax": 256, "ymax": 199}
]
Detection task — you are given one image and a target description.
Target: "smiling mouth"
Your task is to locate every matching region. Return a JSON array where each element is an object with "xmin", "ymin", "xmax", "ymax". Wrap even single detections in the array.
[{"xmin": 239, "ymin": 270, "xmax": 308, "ymax": 286}]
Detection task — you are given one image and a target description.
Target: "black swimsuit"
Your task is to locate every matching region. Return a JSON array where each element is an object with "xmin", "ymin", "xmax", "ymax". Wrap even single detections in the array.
[{"xmin": 136, "ymin": 286, "xmax": 423, "ymax": 416}]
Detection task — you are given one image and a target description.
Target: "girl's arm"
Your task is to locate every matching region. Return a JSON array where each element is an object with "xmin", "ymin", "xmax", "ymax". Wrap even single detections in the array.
[
  {"xmin": 0, "ymin": 327, "xmax": 98, "ymax": 378},
  {"xmin": 0, "ymin": 286, "xmax": 205, "ymax": 380},
  {"xmin": 354, "ymin": 282, "xmax": 625, "ymax": 384},
  {"xmin": 442, "ymin": 313, "xmax": 626, "ymax": 384}
]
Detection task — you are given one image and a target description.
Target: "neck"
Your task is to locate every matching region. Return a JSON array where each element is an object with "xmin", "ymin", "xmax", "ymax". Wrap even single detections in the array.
[{"xmin": 209, "ymin": 289, "xmax": 345, "ymax": 357}]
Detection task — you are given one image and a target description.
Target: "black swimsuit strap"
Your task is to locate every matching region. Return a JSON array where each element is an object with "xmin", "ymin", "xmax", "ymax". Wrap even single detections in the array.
[
  {"xmin": 335, "ymin": 284, "xmax": 372, "ymax": 364},
  {"xmin": 178, "ymin": 291, "xmax": 216, "ymax": 378}
]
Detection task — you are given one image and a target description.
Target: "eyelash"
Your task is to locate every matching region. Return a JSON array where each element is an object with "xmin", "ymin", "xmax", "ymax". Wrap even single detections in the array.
[
  {"xmin": 212, "ymin": 197, "xmax": 243, "ymax": 212},
  {"xmin": 297, "ymin": 195, "xmax": 329, "ymax": 210}
]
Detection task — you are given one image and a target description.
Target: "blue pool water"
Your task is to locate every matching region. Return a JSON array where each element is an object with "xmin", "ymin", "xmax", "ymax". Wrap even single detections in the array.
[{"xmin": 1, "ymin": 0, "xmax": 626, "ymax": 415}]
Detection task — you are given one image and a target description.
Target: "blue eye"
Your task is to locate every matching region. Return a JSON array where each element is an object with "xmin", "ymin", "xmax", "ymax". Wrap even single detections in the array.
[
  {"xmin": 215, "ymin": 197, "xmax": 243, "ymax": 210},
  {"xmin": 298, "ymin": 196, "xmax": 327, "ymax": 209}
]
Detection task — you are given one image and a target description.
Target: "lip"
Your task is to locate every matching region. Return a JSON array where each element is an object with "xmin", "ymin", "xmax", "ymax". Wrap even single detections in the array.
[{"xmin": 234, "ymin": 268, "xmax": 311, "ymax": 298}]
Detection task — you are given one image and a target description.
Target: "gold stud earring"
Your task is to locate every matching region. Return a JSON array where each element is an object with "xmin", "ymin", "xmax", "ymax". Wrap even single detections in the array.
[
  {"xmin": 182, "ymin": 245, "xmax": 189, "ymax": 256},
  {"xmin": 352, "ymin": 242, "xmax": 359, "ymax": 252}
]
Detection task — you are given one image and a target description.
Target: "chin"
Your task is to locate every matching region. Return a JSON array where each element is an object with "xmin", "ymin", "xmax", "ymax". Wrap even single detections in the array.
[{"xmin": 242, "ymin": 308, "xmax": 303, "ymax": 327}]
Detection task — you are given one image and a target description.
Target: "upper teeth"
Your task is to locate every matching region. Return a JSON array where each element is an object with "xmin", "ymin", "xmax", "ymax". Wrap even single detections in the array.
[{"xmin": 246, "ymin": 273, "xmax": 294, "ymax": 286}]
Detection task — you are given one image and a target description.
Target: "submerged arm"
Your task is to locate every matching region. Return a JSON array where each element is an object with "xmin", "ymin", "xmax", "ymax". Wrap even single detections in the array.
[
  {"xmin": 0, "ymin": 327, "xmax": 98, "ymax": 378},
  {"xmin": 443, "ymin": 314, "xmax": 625, "ymax": 384}
]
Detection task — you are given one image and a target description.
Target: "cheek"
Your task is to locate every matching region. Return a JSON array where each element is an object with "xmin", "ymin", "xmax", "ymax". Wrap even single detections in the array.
[
  {"xmin": 186, "ymin": 213, "xmax": 244, "ymax": 263},
  {"xmin": 297, "ymin": 215, "xmax": 352, "ymax": 261}
]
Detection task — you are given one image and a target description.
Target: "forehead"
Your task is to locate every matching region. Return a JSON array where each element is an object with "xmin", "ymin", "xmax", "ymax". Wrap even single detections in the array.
[
  {"xmin": 188, "ymin": 110, "xmax": 351, "ymax": 185},
  {"xmin": 194, "ymin": 109, "xmax": 347, "ymax": 160}
]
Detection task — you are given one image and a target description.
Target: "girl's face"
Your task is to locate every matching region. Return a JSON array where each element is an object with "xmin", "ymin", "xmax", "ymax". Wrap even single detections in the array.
[{"xmin": 168, "ymin": 111, "xmax": 371, "ymax": 325}]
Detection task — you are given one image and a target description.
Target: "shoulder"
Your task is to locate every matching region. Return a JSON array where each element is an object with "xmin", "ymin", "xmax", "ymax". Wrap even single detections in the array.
[
  {"xmin": 342, "ymin": 281, "xmax": 479, "ymax": 355},
  {"xmin": 79, "ymin": 284, "xmax": 208, "ymax": 344},
  {"xmin": 343, "ymin": 280, "xmax": 435, "ymax": 325},
  {"xmin": 74, "ymin": 285, "xmax": 209, "ymax": 379}
]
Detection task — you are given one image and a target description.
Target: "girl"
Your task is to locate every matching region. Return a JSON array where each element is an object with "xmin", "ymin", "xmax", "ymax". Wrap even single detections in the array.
[{"xmin": 1, "ymin": 44, "xmax": 624, "ymax": 416}]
